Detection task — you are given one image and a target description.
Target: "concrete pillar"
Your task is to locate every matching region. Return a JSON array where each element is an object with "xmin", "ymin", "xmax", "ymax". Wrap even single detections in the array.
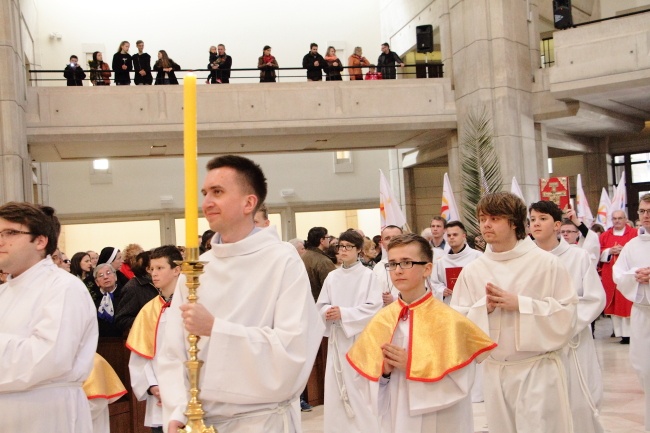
[
  {"xmin": 448, "ymin": 0, "xmax": 539, "ymax": 200},
  {"xmin": 583, "ymin": 137, "xmax": 611, "ymax": 213},
  {"xmin": 0, "ymin": 0, "xmax": 31, "ymax": 203}
]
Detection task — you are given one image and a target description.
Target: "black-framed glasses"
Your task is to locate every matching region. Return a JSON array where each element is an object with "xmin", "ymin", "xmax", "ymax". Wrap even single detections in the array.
[
  {"xmin": 336, "ymin": 244, "xmax": 356, "ymax": 251},
  {"xmin": 385, "ymin": 260, "xmax": 428, "ymax": 271},
  {"xmin": 0, "ymin": 229, "xmax": 33, "ymax": 241},
  {"xmin": 639, "ymin": 209, "xmax": 650, "ymax": 215}
]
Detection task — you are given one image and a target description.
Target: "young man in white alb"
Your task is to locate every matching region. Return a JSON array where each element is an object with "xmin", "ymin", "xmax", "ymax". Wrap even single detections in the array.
[
  {"xmin": 530, "ymin": 200, "xmax": 606, "ymax": 433},
  {"xmin": 316, "ymin": 230, "xmax": 383, "ymax": 433},
  {"xmin": 450, "ymin": 192, "xmax": 578, "ymax": 433},
  {"xmin": 614, "ymin": 193, "xmax": 650, "ymax": 431}
]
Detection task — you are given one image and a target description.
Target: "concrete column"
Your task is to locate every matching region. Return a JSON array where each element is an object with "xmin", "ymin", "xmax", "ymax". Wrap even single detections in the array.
[
  {"xmin": 0, "ymin": 0, "xmax": 31, "ymax": 203},
  {"xmin": 583, "ymin": 137, "xmax": 611, "ymax": 212},
  {"xmin": 439, "ymin": 0, "xmax": 454, "ymax": 87},
  {"xmin": 449, "ymin": 0, "xmax": 539, "ymax": 199}
]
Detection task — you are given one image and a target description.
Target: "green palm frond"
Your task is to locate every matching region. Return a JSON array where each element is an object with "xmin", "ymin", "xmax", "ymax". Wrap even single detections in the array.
[{"xmin": 460, "ymin": 108, "xmax": 502, "ymax": 237}]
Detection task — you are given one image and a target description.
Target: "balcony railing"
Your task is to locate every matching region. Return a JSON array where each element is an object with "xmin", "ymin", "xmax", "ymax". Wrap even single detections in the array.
[{"xmin": 28, "ymin": 63, "xmax": 444, "ymax": 85}]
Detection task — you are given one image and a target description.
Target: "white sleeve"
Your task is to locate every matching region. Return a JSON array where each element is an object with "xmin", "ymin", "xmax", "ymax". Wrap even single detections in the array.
[
  {"xmin": 340, "ymin": 273, "xmax": 383, "ymax": 338},
  {"xmin": 613, "ymin": 245, "xmax": 642, "ymax": 303}
]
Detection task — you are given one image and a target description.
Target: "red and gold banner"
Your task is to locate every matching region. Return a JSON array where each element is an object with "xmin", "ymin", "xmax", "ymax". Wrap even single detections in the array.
[{"xmin": 539, "ymin": 176, "xmax": 570, "ymax": 209}]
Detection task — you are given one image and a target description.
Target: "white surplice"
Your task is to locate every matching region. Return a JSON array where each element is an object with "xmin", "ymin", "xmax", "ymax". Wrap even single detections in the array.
[
  {"xmin": 375, "ymin": 316, "xmax": 475, "ymax": 433},
  {"xmin": 578, "ymin": 228, "xmax": 601, "ymax": 266},
  {"xmin": 316, "ymin": 261, "xmax": 383, "ymax": 433},
  {"xmin": 613, "ymin": 231, "xmax": 650, "ymax": 430},
  {"xmin": 450, "ymin": 237, "xmax": 578, "ymax": 433},
  {"xmin": 0, "ymin": 257, "xmax": 98, "ymax": 432},
  {"xmin": 128, "ymin": 298, "xmax": 168, "ymax": 428},
  {"xmin": 551, "ymin": 239, "xmax": 606, "ymax": 433},
  {"xmin": 158, "ymin": 226, "xmax": 324, "ymax": 433},
  {"xmin": 430, "ymin": 244, "xmax": 484, "ymax": 402}
]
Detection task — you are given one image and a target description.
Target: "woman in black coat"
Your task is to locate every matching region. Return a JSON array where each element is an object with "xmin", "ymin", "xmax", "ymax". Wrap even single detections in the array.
[
  {"xmin": 153, "ymin": 50, "xmax": 181, "ymax": 85},
  {"xmin": 112, "ymin": 41, "xmax": 132, "ymax": 85}
]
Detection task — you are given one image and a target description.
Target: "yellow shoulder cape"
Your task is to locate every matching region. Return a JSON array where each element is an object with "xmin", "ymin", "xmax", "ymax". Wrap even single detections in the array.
[
  {"xmin": 83, "ymin": 353, "xmax": 127, "ymax": 402},
  {"xmin": 346, "ymin": 291, "xmax": 496, "ymax": 382},
  {"xmin": 126, "ymin": 296, "xmax": 167, "ymax": 359}
]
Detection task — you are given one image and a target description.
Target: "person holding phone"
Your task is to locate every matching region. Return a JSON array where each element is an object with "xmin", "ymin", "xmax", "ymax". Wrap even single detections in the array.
[{"xmin": 63, "ymin": 55, "xmax": 86, "ymax": 86}]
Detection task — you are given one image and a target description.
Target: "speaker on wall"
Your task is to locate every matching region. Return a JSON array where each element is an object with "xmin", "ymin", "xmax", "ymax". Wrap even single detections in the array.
[
  {"xmin": 416, "ymin": 25, "xmax": 434, "ymax": 53},
  {"xmin": 553, "ymin": 0, "xmax": 573, "ymax": 29}
]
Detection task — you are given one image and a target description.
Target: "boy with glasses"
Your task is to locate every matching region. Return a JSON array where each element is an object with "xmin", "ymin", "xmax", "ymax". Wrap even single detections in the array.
[
  {"xmin": 316, "ymin": 230, "xmax": 383, "ymax": 433},
  {"xmin": 348, "ymin": 233, "xmax": 495, "ymax": 432},
  {"xmin": 614, "ymin": 194, "xmax": 650, "ymax": 430}
]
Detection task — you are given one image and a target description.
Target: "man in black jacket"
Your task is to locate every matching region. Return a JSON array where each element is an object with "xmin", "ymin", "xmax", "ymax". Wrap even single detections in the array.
[
  {"xmin": 132, "ymin": 40, "xmax": 153, "ymax": 85},
  {"xmin": 302, "ymin": 43, "xmax": 328, "ymax": 81},
  {"xmin": 209, "ymin": 44, "xmax": 233, "ymax": 84},
  {"xmin": 377, "ymin": 42, "xmax": 404, "ymax": 80},
  {"xmin": 63, "ymin": 55, "xmax": 86, "ymax": 86}
]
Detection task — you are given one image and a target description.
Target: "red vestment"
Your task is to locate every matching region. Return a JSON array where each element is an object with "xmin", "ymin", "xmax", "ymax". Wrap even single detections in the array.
[{"xmin": 599, "ymin": 226, "xmax": 637, "ymax": 317}]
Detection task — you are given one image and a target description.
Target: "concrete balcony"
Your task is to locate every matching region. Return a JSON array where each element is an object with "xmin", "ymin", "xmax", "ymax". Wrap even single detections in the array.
[
  {"xmin": 25, "ymin": 79, "xmax": 457, "ymax": 161},
  {"xmin": 536, "ymin": 11, "xmax": 650, "ymax": 136}
]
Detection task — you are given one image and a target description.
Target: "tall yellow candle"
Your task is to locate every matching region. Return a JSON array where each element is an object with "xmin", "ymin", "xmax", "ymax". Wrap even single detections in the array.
[{"xmin": 183, "ymin": 74, "xmax": 198, "ymax": 249}]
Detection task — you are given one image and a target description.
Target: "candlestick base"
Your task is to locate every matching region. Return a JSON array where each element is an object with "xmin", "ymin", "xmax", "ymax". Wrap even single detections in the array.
[{"xmin": 176, "ymin": 247, "xmax": 217, "ymax": 433}]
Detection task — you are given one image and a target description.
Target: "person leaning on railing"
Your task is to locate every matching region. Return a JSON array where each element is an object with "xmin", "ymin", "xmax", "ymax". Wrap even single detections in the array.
[
  {"xmin": 89, "ymin": 51, "xmax": 111, "ymax": 86},
  {"xmin": 258, "ymin": 45, "xmax": 279, "ymax": 83},
  {"xmin": 153, "ymin": 50, "xmax": 181, "ymax": 85},
  {"xmin": 348, "ymin": 46, "xmax": 370, "ymax": 80},
  {"xmin": 63, "ymin": 55, "xmax": 86, "ymax": 86}
]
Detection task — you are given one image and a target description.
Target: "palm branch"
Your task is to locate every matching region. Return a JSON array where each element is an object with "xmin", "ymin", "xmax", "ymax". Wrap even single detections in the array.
[{"xmin": 460, "ymin": 108, "xmax": 502, "ymax": 237}]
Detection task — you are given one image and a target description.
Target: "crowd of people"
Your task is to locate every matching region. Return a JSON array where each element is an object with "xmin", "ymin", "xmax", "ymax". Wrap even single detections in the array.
[
  {"xmin": 1, "ymin": 156, "xmax": 649, "ymax": 433},
  {"xmin": 62, "ymin": 41, "xmax": 405, "ymax": 86}
]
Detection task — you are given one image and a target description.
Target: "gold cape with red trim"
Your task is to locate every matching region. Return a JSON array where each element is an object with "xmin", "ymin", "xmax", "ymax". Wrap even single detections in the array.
[
  {"xmin": 83, "ymin": 353, "xmax": 127, "ymax": 402},
  {"xmin": 346, "ymin": 291, "xmax": 496, "ymax": 382},
  {"xmin": 126, "ymin": 296, "xmax": 166, "ymax": 359}
]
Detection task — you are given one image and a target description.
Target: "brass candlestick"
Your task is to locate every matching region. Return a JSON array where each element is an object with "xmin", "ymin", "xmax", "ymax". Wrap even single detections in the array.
[{"xmin": 177, "ymin": 247, "xmax": 216, "ymax": 433}]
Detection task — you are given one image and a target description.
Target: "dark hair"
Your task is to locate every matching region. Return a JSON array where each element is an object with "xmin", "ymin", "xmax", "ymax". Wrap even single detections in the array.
[
  {"xmin": 205, "ymin": 155, "xmax": 268, "ymax": 213},
  {"xmin": 70, "ymin": 55, "xmax": 78, "ymax": 61},
  {"xmin": 157, "ymin": 50, "xmax": 172, "ymax": 69},
  {"xmin": 257, "ymin": 203, "xmax": 269, "ymax": 220},
  {"xmin": 529, "ymin": 200, "xmax": 563, "ymax": 222},
  {"xmin": 131, "ymin": 251, "xmax": 151, "ymax": 278},
  {"xmin": 382, "ymin": 43, "xmax": 390, "ymax": 49},
  {"xmin": 306, "ymin": 227, "xmax": 328, "ymax": 248},
  {"xmin": 200, "ymin": 229, "xmax": 215, "ymax": 254},
  {"xmin": 477, "ymin": 192, "xmax": 528, "ymax": 240},
  {"xmin": 263, "ymin": 45, "xmax": 271, "ymax": 51},
  {"xmin": 150, "ymin": 245, "xmax": 183, "ymax": 268},
  {"xmin": 387, "ymin": 233, "xmax": 433, "ymax": 262},
  {"xmin": 310, "ymin": 43, "xmax": 318, "ymax": 49},
  {"xmin": 561, "ymin": 218, "xmax": 578, "ymax": 228},
  {"xmin": 590, "ymin": 223, "xmax": 605, "ymax": 234},
  {"xmin": 91, "ymin": 51, "xmax": 102, "ymax": 67},
  {"xmin": 431, "ymin": 216, "xmax": 447, "ymax": 228},
  {"xmin": 446, "ymin": 220, "xmax": 466, "ymax": 233},
  {"xmin": 70, "ymin": 252, "xmax": 90, "ymax": 278},
  {"xmin": 0, "ymin": 202, "xmax": 59, "ymax": 256},
  {"xmin": 339, "ymin": 230, "xmax": 364, "ymax": 250},
  {"xmin": 381, "ymin": 224, "xmax": 403, "ymax": 234},
  {"xmin": 136, "ymin": 40, "xmax": 144, "ymax": 45}
]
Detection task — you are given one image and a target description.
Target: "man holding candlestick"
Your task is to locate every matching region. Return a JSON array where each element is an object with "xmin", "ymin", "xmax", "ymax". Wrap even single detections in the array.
[{"xmin": 158, "ymin": 155, "xmax": 324, "ymax": 433}]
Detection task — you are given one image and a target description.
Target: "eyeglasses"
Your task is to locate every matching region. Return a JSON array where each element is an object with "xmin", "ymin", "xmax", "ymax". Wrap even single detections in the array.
[
  {"xmin": 336, "ymin": 244, "xmax": 356, "ymax": 251},
  {"xmin": 639, "ymin": 209, "xmax": 650, "ymax": 215},
  {"xmin": 96, "ymin": 270, "xmax": 114, "ymax": 278},
  {"xmin": 385, "ymin": 261, "xmax": 428, "ymax": 271},
  {"xmin": 0, "ymin": 229, "xmax": 33, "ymax": 241},
  {"xmin": 560, "ymin": 230, "xmax": 578, "ymax": 234}
]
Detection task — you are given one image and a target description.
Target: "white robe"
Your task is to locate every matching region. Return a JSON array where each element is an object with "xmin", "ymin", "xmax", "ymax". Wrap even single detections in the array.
[
  {"xmin": 613, "ymin": 232, "xmax": 650, "ymax": 430},
  {"xmin": 128, "ymin": 301, "xmax": 168, "ymax": 428},
  {"xmin": 0, "ymin": 258, "xmax": 98, "ymax": 432},
  {"xmin": 551, "ymin": 239, "xmax": 606, "ymax": 433},
  {"xmin": 316, "ymin": 262, "xmax": 383, "ymax": 433},
  {"xmin": 376, "ymin": 317, "xmax": 475, "ymax": 433},
  {"xmin": 158, "ymin": 226, "xmax": 324, "ymax": 433},
  {"xmin": 430, "ymin": 245, "xmax": 482, "ymax": 305},
  {"xmin": 450, "ymin": 237, "xmax": 578, "ymax": 433},
  {"xmin": 578, "ymin": 229, "xmax": 601, "ymax": 266},
  {"xmin": 430, "ymin": 245, "xmax": 484, "ymax": 402}
]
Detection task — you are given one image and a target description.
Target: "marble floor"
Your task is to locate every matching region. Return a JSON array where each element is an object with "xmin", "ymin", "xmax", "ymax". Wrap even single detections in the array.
[{"xmin": 301, "ymin": 316, "xmax": 647, "ymax": 432}]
